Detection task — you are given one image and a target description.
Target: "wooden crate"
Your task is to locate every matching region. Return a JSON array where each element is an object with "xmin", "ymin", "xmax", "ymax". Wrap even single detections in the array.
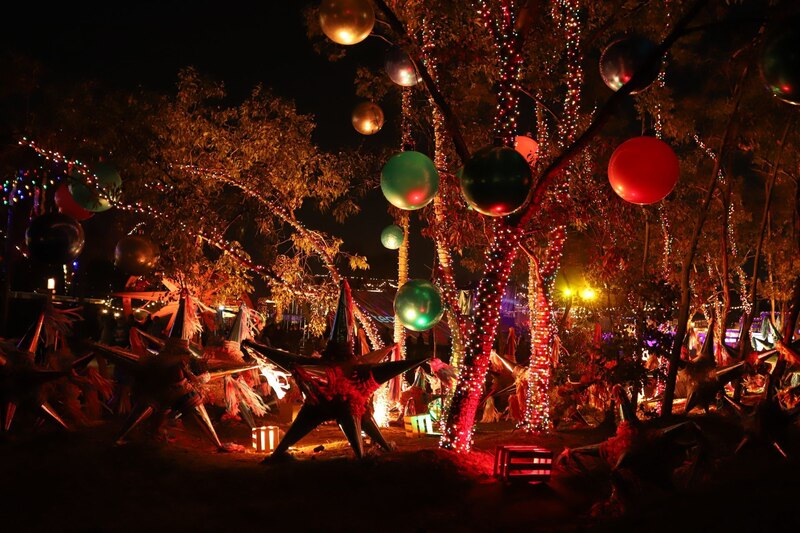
[
  {"xmin": 403, "ymin": 414, "xmax": 434, "ymax": 436},
  {"xmin": 493, "ymin": 445, "xmax": 553, "ymax": 484}
]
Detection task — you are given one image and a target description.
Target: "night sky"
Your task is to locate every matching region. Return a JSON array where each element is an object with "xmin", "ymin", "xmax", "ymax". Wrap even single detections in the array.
[{"xmin": 1, "ymin": 1, "xmax": 436, "ymax": 283}]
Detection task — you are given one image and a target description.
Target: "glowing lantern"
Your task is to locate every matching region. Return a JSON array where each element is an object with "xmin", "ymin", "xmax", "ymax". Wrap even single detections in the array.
[
  {"xmin": 494, "ymin": 445, "xmax": 553, "ymax": 484},
  {"xmin": 252, "ymin": 425, "xmax": 281, "ymax": 452},
  {"xmin": 394, "ymin": 279, "xmax": 444, "ymax": 332},
  {"xmin": 459, "ymin": 146, "xmax": 533, "ymax": 217},
  {"xmin": 380, "ymin": 151, "xmax": 439, "ymax": 210},
  {"xmin": 380, "ymin": 224, "xmax": 404, "ymax": 250},
  {"xmin": 352, "ymin": 101, "xmax": 384, "ymax": 135},
  {"xmin": 385, "ymin": 46, "xmax": 421, "ymax": 87},
  {"xmin": 608, "ymin": 136, "xmax": 679, "ymax": 205},
  {"xmin": 579, "ymin": 287, "xmax": 596, "ymax": 301},
  {"xmin": 319, "ymin": 0, "xmax": 375, "ymax": 46},
  {"xmin": 599, "ymin": 35, "xmax": 660, "ymax": 94},
  {"xmin": 514, "ymin": 135, "xmax": 539, "ymax": 165}
]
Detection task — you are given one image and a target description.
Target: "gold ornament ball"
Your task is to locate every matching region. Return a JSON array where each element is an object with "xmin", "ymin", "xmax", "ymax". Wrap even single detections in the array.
[
  {"xmin": 319, "ymin": 0, "xmax": 375, "ymax": 46},
  {"xmin": 352, "ymin": 102, "xmax": 384, "ymax": 135}
]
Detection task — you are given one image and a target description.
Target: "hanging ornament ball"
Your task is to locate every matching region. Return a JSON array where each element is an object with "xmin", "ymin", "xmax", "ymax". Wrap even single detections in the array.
[
  {"xmin": 599, "ymin": 35, "xmax": 660, "ymax": 94},
  {"xmin": 69, "ymin": 162, "xmax": 122, "ymax": 213},
  {"xmin": 380, "ymin": 224, "xmax": 404, "ymax": 250},
  {"xmin": 514, "ymin": 135, "xmax": 539, "ymax": 165},
  {"xmin": 460, "ymin": 146, "xmax": 533, "ymax": 217},
  {"xmin": 352, "ymin": 102, "xmax": 384, "ymax": 135},
  {"xmin": 25, "ymin": 213, "xmax": 85, "ymax": 264},
  {"xmin": 319, "ymin": 0, "xmax": 375, "ymax": 46},
  {"xmin": 760, "ymin": 26, "xmax": 800, "ymax": 106},
  {"xmin": 385, "ymin": 46, "xmax": 421, "ymax": 87},
  {"xmin": 608, "ymin": 136, "xmax": 679, "ymax": 205},
  {"xmin": 380, "ymin": 151, "xmax": 439, "ymax": 210},
  {"xmin": 394, "ymin": 279, "xmax": 444, "ymax": 332},
  {"xmin": 54, "ymin": 183, "xmax": 94, "ymax": 221},
  {"xmin": 114, "ymin": 235, "xmax": 160, "ymax": 276}
]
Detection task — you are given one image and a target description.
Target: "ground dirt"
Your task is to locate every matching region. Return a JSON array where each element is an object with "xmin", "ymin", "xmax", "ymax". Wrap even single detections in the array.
[{"xmin": 1, "ymin": 408, "xmax": 799, "ymax": 532}]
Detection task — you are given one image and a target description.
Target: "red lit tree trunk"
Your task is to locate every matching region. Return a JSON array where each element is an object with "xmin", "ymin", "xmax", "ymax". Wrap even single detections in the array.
[{"xmin": 440, "ymin": 221, "xmax": 523, "ymax": 451}]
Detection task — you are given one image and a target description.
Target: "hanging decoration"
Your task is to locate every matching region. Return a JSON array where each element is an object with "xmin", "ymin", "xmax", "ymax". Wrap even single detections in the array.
[
  {"xmin": 514, "ymin": 135, "xmax": 539, "ymax": 165},
  {"xmin": 380, "ymin": 224, "xmax": 404, "ymax": 250},
  {"xmin": 599, "ymin": 35, "xmax": 660, "ymax": 94},
  {"xmin": 760, "ymin": 25, "xmax": 800, "ymax": 106},
  {"xmin": 351, "ymin": 101, "xmax": 385, "ymax": 135},
  {"xmin": 385, "ymin": 46, "xmax": 421, "ymax": 87},
  {"xmin": 608, "ymin": 136, "xmax": 679, "ymax": 205},
  {"xmin": 54, "ymin": 183, "xmax": 93, "ymax": 221},
  {"xmin": 319, "ymin": 0, "xmax": 375, "ymax": 45},
  {"xmin": 394, "ymin": 279, "xmax": 444, "ymax": 332},
  {"xmin": 380, "ymin": 151, "xmax": 439, "ymax": 210},
  {"xmin": 114, "ymin": 235, "xmax": 160, "ymax": 276},
  {"xmin": 69, "ymin": 162, "xmax": 122, "ymax": 212},
  {"xmin": 459, "ymin": 146, "xmax": 533, "ymax": 217},
  {"xmin": 25, "ymin": 213, "xmax": 85, "ymax": 264}
]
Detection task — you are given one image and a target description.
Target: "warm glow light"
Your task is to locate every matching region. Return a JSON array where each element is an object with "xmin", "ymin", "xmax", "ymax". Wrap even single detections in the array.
[
  {"xmin": 47, "ymin": 278, "xmax": 56, "ymax": 290},
  {"xmin": 579, "ymin": 287, "xmax": 596, "ymax": 300},
  {"xmin": 562, "ymin": 287, "xmax": 572, "ymax": 297}
]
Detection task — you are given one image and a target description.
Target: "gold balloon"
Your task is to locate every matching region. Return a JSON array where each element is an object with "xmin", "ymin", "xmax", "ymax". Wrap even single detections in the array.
[
  {"xmin": 319, "ymin": 0, "xmax": 375, "ymax": 46},
  {"xmin": 352, "ymin": 102, "xmax": 384, "ymax": 135}
]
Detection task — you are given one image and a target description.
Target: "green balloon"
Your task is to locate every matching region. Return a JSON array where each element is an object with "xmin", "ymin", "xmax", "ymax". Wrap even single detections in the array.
[
  {"xmin": 460, "ymin": 146, "xmax": 532, "ymax": 217},
  {"xmin": 381, "ymin": 224, "xmax": 404, "ymax": 250},
  {"xmin": 394, "ymin": 279, "xmax": 444, "ymax": 332},
  {"xmin": 380, "ymin": 151, "xmax": 439, "ymax": 210},
  {"xmin": 69, "ymin": 162, "xmax": 123, "ymax": 212}
]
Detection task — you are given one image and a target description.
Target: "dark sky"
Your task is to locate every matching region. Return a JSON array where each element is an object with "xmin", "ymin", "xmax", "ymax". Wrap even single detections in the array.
[{"xmin": 1, "ymin": 1, "xmax": 435, "ymax": 281}]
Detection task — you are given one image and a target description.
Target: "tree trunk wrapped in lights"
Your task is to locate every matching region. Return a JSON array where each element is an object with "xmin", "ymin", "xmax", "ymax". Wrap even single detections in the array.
[
  {"xmin": 441, "ymin": 221, "xmax": 523, "ymax": 451},
  {"xmin": 390, "ymin": 213, "xmax": 410, "ymax": 403},
  {"xmin": 522, "ymin": 226, "xmax": 565, "ymax": 433}
]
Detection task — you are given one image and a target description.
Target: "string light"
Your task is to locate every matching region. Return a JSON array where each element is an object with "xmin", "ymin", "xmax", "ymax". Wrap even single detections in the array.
[
  {"xmin": 441, "ymin": 222, "xmax": 523, "ymax": 452},
  {"xmin": 523, "ymin": 226, "xmax": 566, "ymax": 433}
]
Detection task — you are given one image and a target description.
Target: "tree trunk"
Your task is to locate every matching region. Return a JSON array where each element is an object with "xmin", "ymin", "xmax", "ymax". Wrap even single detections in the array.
[
  {"xmin": 390, "ymin": 214, "xmax": 410, "ymax": 403},
  {"xmin": 661, "ymin": 67, "xmax": 747, "ymax": 416},
  {"xmin": 440, "ymin": 221, "xmax": 523, "ymax": 451},
  {"xmin": 741, "ymin": 119, "xmax": 791, "ymax": 361}
]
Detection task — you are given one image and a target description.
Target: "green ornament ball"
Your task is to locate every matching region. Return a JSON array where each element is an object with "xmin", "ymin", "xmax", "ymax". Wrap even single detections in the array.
[
  {"xmin": 381, "ymin": 224, "xmax": 404, "ymax": 250},
  {"xmin": 380, "ymin": 151, "xmax": 439, "ymax": 210},
  {"xmin": 760, "ymin": 25, "xmax": 800, "ymax": 106},
  {"xmin": 69, "ymin": 162, "xmax": 123, "ymax": 213},
  {"xmin": 460, "ymin": 145, "xmax": 533, "ymax": 217},
  {"xmin": 394, "ymin": 279, "xmax": 444, "ymax": 332}
]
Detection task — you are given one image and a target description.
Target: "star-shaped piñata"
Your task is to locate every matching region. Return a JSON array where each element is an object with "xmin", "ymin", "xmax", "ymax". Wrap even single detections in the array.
[
  {"xmin": 1, "ymin": 307, "xmax": 94, "ymax": 432},
  {"xmin": 89, "ymin": 291, "xmax": 254, "ymax": 450},
  {"xmin": 243, "ymin": 280, "xmax": 427, "ymax": 461}
]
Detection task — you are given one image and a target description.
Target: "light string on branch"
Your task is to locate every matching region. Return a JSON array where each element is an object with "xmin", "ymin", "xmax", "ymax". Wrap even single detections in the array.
[{"xmin": 475, "ymin": 0, "xmax": 524, "ymax": 146}]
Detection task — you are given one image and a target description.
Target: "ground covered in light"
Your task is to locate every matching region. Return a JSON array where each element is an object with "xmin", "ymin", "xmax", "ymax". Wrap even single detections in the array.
[{"xmin": 1, "ymin": 413, "xmax": 799, "ymax": 532}]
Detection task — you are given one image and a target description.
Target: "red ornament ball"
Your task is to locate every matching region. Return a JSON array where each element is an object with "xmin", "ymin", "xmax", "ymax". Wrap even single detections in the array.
[
  {"xmin": 54, "ymin": 183, "xmax": 94, "ymax": 221},
  {"xmin": 608, "ymin": 136, "xmax": 679, "ymax": 205}
]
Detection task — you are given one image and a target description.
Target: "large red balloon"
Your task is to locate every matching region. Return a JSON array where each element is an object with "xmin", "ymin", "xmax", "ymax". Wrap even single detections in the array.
[
  {"xmin": 608, "ymin": 136, "xmax": 679, "ymax": 205},
  {"xmin": 54, "ymin": 183, "xmax": 93, "ymax": 221}
]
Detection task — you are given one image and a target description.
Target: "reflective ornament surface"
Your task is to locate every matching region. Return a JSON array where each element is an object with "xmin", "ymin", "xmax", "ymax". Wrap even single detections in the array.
[
  {"xmin": 608, "ymin": 136, "xmax": 679, "ymax": 205},
  {"xmin": 115, "ymin": 235, "xmax": 160, "ymax": 276},
  {"xmin": 25, "ymin": 213, "xmax": 85, "ymax": 264},
  {"xmin": 69, "ymin": 162, "xmax": 122, "ymax": 212},
  {"xmin": 460, "ymin": 146, "xmax": 533, "ymax": 217},
  {"xmin": 380, "ymin": 151, "xmax": 439, "ymax": 210},
  {"xmin": 352, "ymin": 102, "xmax": 384, "ymax": 135},
  {"xmin": 385, "ymin": 46, "xmax": 421, "ymax": 87},
  {"xmin": 319, "ymin": 0, "xmax": 375, "ymax": 46},
  {"xmin": 394, "ymin": 279, "xmax": 444, "ymax": 332},
  {"xmin": 380, "ymin": 224, "xmax": 404, "ymax": 250},
  {"xmin": 760, "ymin": 26, "xmax": 800, "ymax": 105},
  {"xmin": 599, "ymin": 36, "xmax": 660, "ymax": 94}
]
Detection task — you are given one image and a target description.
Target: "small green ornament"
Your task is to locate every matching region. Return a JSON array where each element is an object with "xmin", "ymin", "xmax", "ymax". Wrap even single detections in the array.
[
  {"xmin": 394, "ymin": 279, "xmax": 444, "ymax": 332},
  {"xmin": 69, "ymin": 162, "xmax": 122, "ymax": 212},
  {"xmin": 381, "ymin": 224, "xmax": 404, "ymax": 250},
  {"xmin": 380, "ymin": 151, "xmax": 439, "ymax": 210}
]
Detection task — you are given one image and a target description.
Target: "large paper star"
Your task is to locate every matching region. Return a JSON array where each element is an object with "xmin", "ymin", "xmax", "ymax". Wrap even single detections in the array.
[
  {"xmin": 1, "ymin": 311, "xmax": 98, "ymax": 432},
  {"xmin": 242, "ymin": 280, "xmax": 427, "ymax": 462},
  {"xmin": 88, "ymin": 292, "xmax": 254, "ymax": 450}
]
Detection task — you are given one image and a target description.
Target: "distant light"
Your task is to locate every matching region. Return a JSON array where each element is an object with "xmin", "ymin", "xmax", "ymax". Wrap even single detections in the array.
[
  {"xmin": 113, "ymin": 312, "xmax": 121, "ymax": 318},
  {"xmin": 563, "ymin": 287, "xmax": 573, "ymax": 297},
  {"xmin": 580, "ymin": 287, "xmax": 596, "ymax": 301},
  {"xmin": 46, "ymin": 278, "xmax": 56, "ymax": 290}
]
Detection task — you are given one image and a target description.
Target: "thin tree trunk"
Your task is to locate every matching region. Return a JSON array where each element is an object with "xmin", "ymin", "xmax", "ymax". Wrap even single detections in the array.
[
  {"xmin": 661, "ymin": 67, "xmax": 748, "ymax": 417},
  {"xmin": 741, "ymin": 119, "xmax": 791, "ymax": 361},
  {"xmin": 391, "ymin": 214, "xmax": 410, "ymax": 403}
]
